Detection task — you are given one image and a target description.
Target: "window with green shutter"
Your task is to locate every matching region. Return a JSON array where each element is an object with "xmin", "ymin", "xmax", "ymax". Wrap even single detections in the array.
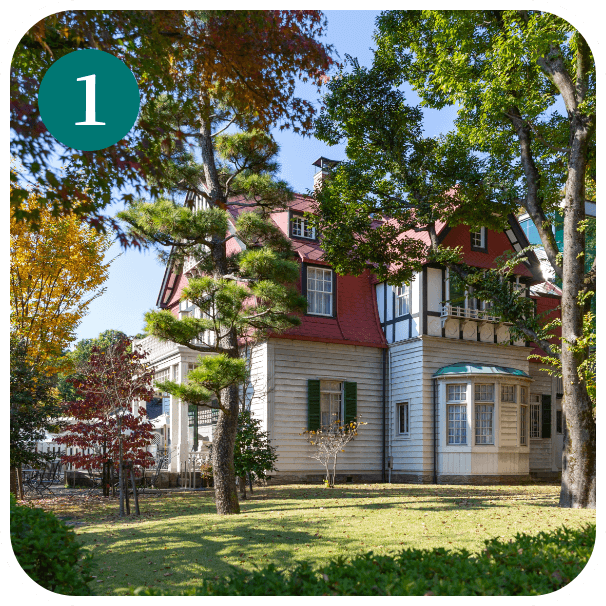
[
  {"xmin": 344, "ymin": 381, "xmax": 357, "ymax": 425},
  {"xmin": 307, "ymin": 379, "xmax": 321, "ymax": 431},
  {"xmin": 541, "ymin": 394, "xmax": 552, "ymax": 439}
]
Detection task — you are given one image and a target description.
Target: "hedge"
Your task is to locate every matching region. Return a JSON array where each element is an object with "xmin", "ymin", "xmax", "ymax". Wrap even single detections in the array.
[
  {"xmin": 10, "ymin": 495, "xmax": 95, "ymax": 595},
  {"xmin": 129, "ymin": 524, "xmax": 594, "ymax": 596}
]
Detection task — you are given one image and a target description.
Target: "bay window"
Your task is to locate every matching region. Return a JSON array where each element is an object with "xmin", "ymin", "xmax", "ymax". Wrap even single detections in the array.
[
  {"xmin": 447, "ymin": 384, "xmax": 467, "ymax": 445},
  {"xmin": 474, "ymin": 384, "xmax": 494, "ymax": 445}
]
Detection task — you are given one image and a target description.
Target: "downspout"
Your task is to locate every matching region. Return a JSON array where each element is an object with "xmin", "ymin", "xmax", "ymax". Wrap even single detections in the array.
[
  {"xmin": 433, "ymin": 378, "xmax": 438, "ymax": 484},
  {"xmin": 382, "ymin": 347, "xmax": 387, "ymax": 482}
]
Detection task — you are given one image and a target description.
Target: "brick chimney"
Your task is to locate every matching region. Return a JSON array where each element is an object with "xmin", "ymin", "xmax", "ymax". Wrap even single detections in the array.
[{"xmin": 312, "ymin": 157, "xmax": 339, "ymax": 190}]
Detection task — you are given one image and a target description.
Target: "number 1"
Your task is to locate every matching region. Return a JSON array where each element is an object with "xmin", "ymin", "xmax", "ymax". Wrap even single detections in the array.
[{"xmin": 75, "ymin": 74, "xmax": 106, "ymax": 126}]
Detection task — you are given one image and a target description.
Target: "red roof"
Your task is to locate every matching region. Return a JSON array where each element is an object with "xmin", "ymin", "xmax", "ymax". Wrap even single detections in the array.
[{"xmin": 158, "ymin": 192, "xmax": 540, "ymax": 349}]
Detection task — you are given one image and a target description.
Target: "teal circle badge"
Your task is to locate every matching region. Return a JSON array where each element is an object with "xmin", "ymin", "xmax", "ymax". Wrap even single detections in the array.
[{"xmin": 38, "ymin": 49, "xmax": 140, "ymax": 151}]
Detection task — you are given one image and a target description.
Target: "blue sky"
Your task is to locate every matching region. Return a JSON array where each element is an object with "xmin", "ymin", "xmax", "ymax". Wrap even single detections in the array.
[{"xmin": 74, "ymin": 10, "xmax": 459, "ymax": 342}]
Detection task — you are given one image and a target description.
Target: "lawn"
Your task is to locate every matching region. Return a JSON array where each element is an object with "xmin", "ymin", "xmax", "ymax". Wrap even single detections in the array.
[{"xmin": 34, "ymin": 483, "xmax": 596, "ymax": 596}]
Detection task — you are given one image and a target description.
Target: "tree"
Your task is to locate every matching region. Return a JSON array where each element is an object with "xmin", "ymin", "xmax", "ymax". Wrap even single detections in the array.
[
  {"xmin": 234, "ymin": 410, "xmax": 278, "ymax": 499},
  {"xmin": 11, "ymin": 10, "xmax": 333, "ymax": 243},
  {"xmin": 374, "ymin": 10, "xmax": 595, "ymax": 509},
  {"xmin": 56, "ymin": 338, "xmax": 155, "ymax": 512},
  {"xmin": 10, "ymin": 187, "xmax": 112, "ymax": 374},
  {"xmin": 313, "ymin": 10, "xmax": 595, "ymax": 508},
  {"xmin": 10, "ymin": 339, "xmax": 64, "ymax": 498},
  {"xmin": 119, "ymin": 11, "xmax": 334, "ymax": 515},
  {"xmin": 302, "ymin": 418, "xmax": 364, "ymax": 488}
]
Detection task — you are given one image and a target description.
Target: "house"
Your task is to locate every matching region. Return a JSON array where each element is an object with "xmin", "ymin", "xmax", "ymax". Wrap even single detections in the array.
[{"xmin": 134, "ymin": 160, "xmax": 564, "ymax": 484}]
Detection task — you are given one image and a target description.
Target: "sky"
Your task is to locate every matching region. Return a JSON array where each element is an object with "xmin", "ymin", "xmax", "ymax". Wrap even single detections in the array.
[{"xmin": 74, "ymin": 10, "xmax": 460, "ymax": 342}]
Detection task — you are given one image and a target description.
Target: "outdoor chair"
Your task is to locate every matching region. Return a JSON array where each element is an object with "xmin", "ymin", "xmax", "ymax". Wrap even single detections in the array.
[
  {"xmin": 142, "ymin": 456, "xmax": 167, "ymax": 492},
  {"xmin": 21, "ymin": 467, "xmax": 40, "ymax": 495},
  {"xmin": 35, "ymin": 461, "xmax": 60, "ymax": 495}
]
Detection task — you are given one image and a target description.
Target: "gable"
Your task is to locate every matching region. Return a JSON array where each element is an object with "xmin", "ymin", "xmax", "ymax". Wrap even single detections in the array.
[{"xmin": 440, "ymin": 223, "xmax": 535, "ymax": 279}]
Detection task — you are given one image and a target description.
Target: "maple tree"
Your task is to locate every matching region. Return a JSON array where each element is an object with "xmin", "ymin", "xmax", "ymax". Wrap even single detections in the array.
[
  {"xmin": 10, "ymin": 186, "xmax": 112, "ymax": 374},
  {"xmin": 56, "ymin": 338, "xmax": 155, "ymax": 510},
  {"xmin": 11, "ymin": 10, "xmax": 333, "ymax": 242}
]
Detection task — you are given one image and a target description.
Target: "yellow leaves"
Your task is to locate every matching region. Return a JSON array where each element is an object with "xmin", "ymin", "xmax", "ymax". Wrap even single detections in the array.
[{"xmin": 10, "ymin": 189, "xmax": 112, "ymax": 373}]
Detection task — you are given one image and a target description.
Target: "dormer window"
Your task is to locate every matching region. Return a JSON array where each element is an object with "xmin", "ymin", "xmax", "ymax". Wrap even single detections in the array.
[
  {"xmin": 470, "ymin": 227, "xmax": 487, "ymax": 252},
  {"xmin": 292, "ymin": 216, "xmax": 315, "ymax": 239},
  {"xmin": 291, "ymin": 213, "xmax": 315, "ymax": 239}
]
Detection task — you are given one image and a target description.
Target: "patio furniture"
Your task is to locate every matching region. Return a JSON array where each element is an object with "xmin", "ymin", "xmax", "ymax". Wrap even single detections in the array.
[{"xmin": 141, "ymin": 456, "xmax": 168, "ymax": 492}]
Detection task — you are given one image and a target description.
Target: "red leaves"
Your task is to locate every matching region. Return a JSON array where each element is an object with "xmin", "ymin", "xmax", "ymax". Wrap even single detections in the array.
[{"xmin": 57, "ymin": 338, "xmax": 156, "ymax": 469}]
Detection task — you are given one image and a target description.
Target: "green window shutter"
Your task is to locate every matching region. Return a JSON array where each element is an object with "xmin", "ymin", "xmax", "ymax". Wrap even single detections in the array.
[
  {"xmin": 541, "ymin": 394, "xmax": 552, "ymax": 439},
  {"xmin": 344, "ymin": 381, "xmax": 358, "ymax": 425},
  {"xmin": 308, "ymin": 379, "xmax": 321, "ymax": 431}
]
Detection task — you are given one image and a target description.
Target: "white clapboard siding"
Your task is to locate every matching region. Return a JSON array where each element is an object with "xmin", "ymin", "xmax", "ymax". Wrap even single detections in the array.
[
  {"xmin": 500, "ymin": 401, "xmax": 519, "ymax": 447},
  {"xmin": 268, "ymin": 339, "xmax": 384, "ymax": 474},
  {"xmin": 528, "ymin": 362, "xmax": 555, "ymax": 471},
  {"xmin": 388, "ymin": 339, "xmax": 431, "ymax": 472},
  {"xmin": 248, "ymin": 343, "xmax": 269, "ymax": 431},
  {"xmin": 389, "ymin": 336, "xmax": 532, "ymax": 476}
]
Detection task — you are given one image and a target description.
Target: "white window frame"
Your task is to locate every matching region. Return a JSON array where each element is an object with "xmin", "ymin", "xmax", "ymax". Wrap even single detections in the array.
[
  {"xmin": 307, "ymin": 266, "xmax": 333, "ymax": 316},
  {"xmin": 397, "ymin": 402, "xmax": 410, "ymax": 436},
  {"xmin": 446, "ymin": 384, "xmax": 467, "ymax": 445},
  {"xmin": 471, "ymin": 227, "xmax": 486, "ymax": 248},
  {"xmin": 501, "ymin": 384, "xmax": 517, "ymax": 403},
  {"xmin": 520, "ymin": 405, "xmax": 528, "ymax": 445},
  {"xmin": 320, "ymin": 380, "xmax": 343, "ymax": 429},
  {"xmin": 396, "ymin": 284, "xmax": 410, "ymax": 317},
  {"xmin": 474, "ymin": 383, "xmax": 494, "ymax": 445},
  {"xmin": 292, "ymin": 215, "xmax": 315, "ymax": 239},
  {"xmin": 530, "ymin": 395, "xmax": 541, "ymax": 438}
]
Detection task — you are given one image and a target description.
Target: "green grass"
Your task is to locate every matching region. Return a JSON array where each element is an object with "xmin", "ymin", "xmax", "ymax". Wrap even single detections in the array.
[{"xmin": 34, "ymin": 483, "xmax": 596, "ymax": 596}]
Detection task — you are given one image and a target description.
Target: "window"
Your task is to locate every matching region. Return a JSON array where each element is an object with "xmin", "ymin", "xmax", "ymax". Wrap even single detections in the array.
[
  {"xmin": 154, "ymin": 367, "xmax": 170, "ymax": 392},
  {"xmin": 397, "ymin": 402, "xmax": 409, "ymax": 435},
  {"xmin": 320, "ymin": 380, "xmax": 342, "ymax": 428},
  {"xmin": 447, "ymin": 384, "xmax": 466, "ymax": 401},
  {"xmin": 520, "ymin": 405, "xmax": 528, "ymax": 445},
  {"xmin": 308, "ymin": 379, "xmax": 356, "ymax": 431},
  {"xmin": 307, "ymin": 267, "xmax": 333, "ymax": 316},
  {"xmin": 292, "ymin": 215, "xmax": 315, "ymax": 239},
  {"xmin": 470, "ymin": 227, "xmax": 486, "ymax": 250},
  {"xmin": 475, "ymin": 405, "xmax": 494, "ymax": 444},
  {"xmin": 474, "ymin": 384, "xmax": 494, "ymax": 445},
  {"xmin": 501, "ymin": 385, "xmax": 516, "ymax": 402},
  {"xmin": 396, "ymin": 284, "xmax": 410, "ymax": 317},
  {"xmin": 530, "ymin": 395, "xmax": 541, "ymax": 438},
  {"xmin": 474, "ymin": 384, "xmax": 494, "ymax": 402},
  {"xmin": 447, "ymin": 384, "xmax": 467, "ymax": 444},
  {"xmin": 520, "ymin": 386, "xmax": 528, "ymax": 405},
  {"xmin": 448, "ymin": 405, "xmax": 467, "ymax": 445}
]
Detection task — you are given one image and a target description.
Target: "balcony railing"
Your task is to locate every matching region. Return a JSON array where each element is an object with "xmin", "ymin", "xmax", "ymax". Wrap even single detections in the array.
[{"xmin": 441, "ymin": 304, "xmax": 502, "ymax": 323}]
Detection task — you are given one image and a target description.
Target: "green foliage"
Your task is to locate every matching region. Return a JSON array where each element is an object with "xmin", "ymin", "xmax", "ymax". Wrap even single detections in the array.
[
  {"xmin": 10, "ymin": 495, "xmax": 95, "ymax": 595},
  {"xmin": 376, "ymin": 10, "xmax": 594, "ymax": 206},
  {"xmin": 313, "ymin": 55, "xmax": 511, "ymax": 286},
  {"xmin": 158, "ymin": 355, "xmax": 248, "ymax": 409},
  {"xmin": 128, "ymin": 524, "xmax": 594, "ymax": 595},
  {"xmin": 234, "ymin": 410, "xmax": 278, "ymax": 481},
  {"xmin": 10, "ymin": 339, "xmax": 63, "ymax": 470}
]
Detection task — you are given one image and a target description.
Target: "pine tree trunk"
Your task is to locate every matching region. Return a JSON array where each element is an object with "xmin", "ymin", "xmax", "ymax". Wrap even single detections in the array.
[
  {"xmin": 10, "ymin": 466, "xmax": 20, "ymax": 498},
  {"xmin": 212, "ymin": 385, "xmax": 240, "ymax": 514},
  {"xmin": 559, "ymin": 116, "xmax": 596, "ymax": 509},
  {"xmin": 199, "ymin": 97, "xmax": 241, "ymax": 515},
  {"xmin": 239, "ymin": 475, "xmax": 247, "ymax": 500}
]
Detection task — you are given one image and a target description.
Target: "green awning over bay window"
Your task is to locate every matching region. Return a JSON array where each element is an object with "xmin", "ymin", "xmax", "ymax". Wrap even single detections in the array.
[{"xmin": 433, "ymin": 363, "xmax": 531, "ymax": 378}]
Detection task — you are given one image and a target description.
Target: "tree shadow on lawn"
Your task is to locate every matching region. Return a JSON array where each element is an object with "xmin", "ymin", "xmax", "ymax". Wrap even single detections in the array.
[
  {"xmin": 77, "ymin": 513, "xmax": 360, "ymax": 594},
  {"xmin": 238, "ymin": 485, "xmax": 561, "ymax": 515}
]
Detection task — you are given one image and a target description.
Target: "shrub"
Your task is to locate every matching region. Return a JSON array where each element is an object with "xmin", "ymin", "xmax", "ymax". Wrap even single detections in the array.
[
  {"xmin": 128, "ymin": 524, "xmax": 595, "ymax": 596},
  {"xmin": 10, "ymin": 495, "xmax": 95, "ymax": 595}
]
